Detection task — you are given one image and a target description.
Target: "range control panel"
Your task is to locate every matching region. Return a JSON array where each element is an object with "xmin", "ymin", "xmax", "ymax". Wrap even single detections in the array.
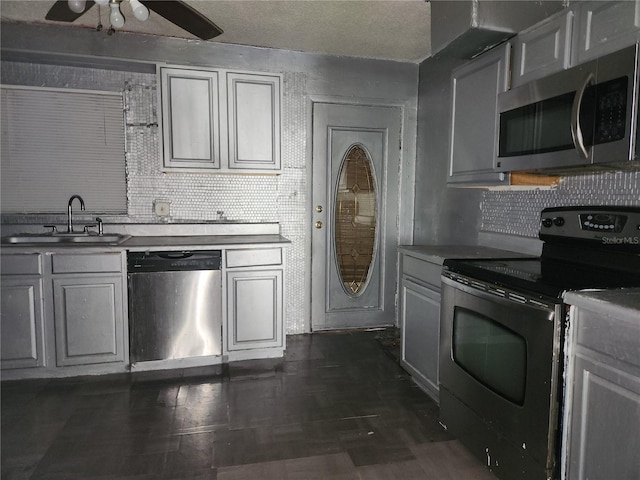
[{"xmin": 540, "ymin": 206, "xmax": 640, "ymax": 242}]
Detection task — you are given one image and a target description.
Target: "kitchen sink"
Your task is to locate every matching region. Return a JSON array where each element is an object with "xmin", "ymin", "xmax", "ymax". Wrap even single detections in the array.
[{"xmin": 1, "ymin": 233, "xmax": 130, "ymax": 245}]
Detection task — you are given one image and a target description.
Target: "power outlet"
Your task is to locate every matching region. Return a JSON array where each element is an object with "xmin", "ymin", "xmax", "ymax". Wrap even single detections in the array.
[{"xmin": 154, "ymin": 200, "xmax": 171, "ymax": 217}]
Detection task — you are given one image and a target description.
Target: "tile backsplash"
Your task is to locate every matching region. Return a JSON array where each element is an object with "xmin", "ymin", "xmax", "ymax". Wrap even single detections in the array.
[{"xmin": 481, "ymin": 170, "xmax": 640, "ymax": 238}]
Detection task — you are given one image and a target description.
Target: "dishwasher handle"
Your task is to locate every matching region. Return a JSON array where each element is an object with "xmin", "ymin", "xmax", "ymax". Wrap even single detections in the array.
[
  {"xmin": 128, "ymin": 250, "xmax": 221, "ymax": 272},
  {"xmin": 157, "ymin": 252, "xmax": 194, "ymax": 260}
]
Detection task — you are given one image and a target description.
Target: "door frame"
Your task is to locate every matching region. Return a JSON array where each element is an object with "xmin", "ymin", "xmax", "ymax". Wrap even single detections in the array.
[{"xmin": 305, "ymin": 96, "xmax": 416, "ymax": 332}]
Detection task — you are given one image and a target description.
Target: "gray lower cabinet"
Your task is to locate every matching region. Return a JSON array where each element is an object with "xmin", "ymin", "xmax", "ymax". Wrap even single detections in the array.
[
  {"xmin": 399, "ymin": 252, "xmax": 443, "ymax": 402},
  {"xmin": 225, "ymin": 248, "xmax": 284, "ymax": 355},
  {"xmin": 52, "ymin": 274, "xmax": 125, "ymax": 366},
  {"xmin": 0, "ymin": 253, "xmax": 46, "ymax": 369},
  {"xmin": 51, "ymin": 252, "xmax": 127, "ymax": 367},
  {"xmin": 562, "ymin": 291, "xmax": 640, "ymax": 480},
  {"xmin": 449, "ymin": 42, "xmax": 510, "ymax": 186}
]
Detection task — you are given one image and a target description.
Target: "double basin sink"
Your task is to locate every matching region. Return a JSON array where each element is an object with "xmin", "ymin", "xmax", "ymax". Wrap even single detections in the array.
[{"xmin": 2, "ymin": 232, "xmax": 130, "ymax": 245}]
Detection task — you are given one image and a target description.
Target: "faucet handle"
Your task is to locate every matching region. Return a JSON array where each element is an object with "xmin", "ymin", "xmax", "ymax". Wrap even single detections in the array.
[
  {"xmin": 95, "ymin": 217, "xmax": 104, "ymax": 236},
  {"xmin": 44, "ymin": 225, "xmax": 58, "ymax": 234}
]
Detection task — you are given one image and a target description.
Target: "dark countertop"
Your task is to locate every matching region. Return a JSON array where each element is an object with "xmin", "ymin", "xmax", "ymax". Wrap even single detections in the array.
[{"xmin": 122, "ymin": 234, "xmax": 290, "ymax": 251}]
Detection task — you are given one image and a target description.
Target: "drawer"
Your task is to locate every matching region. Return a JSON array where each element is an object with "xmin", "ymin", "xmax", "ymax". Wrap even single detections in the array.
[
  {"xmin": 52, "ymin": 253, "xmax": 123, "ymax": 274},
  {"xmin": 1, "ymin": 253, "xmax": 42, "ymax": 275},
  {"xmin": 402, "ymin": 254, "xmax": 442, "ymax": 289},
  {"xmin": 226, "ymin": 248, "xmax": 282, "ymax": 268}
]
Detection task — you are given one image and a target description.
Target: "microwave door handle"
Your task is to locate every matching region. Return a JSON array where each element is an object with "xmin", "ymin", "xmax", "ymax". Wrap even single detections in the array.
[{"xmin": 571, "ymin": 72, "xmax": 594, "ymax": 160}]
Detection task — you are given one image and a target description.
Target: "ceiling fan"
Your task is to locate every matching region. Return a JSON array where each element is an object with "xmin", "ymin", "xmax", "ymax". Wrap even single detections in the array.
[{"xmin": 45, "ymin": 0, "xmax": 223, "ymax": 40}]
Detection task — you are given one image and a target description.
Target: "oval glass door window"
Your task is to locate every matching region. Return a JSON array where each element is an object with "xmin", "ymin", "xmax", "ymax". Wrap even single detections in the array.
[{"xmin": 334, "ymin": 144, "xmax": 377, "ymax": 296}]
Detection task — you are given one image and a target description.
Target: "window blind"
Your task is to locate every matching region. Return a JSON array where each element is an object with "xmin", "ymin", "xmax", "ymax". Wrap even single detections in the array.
[{"xmin": 1, "ymin": 85, "xmax": 127, "ymax": 214}]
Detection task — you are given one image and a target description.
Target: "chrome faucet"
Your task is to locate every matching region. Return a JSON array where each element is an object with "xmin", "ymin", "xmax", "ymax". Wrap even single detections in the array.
[{"xmin": 67, "ymin": 195, "xmax": 85, "ymax": 233}]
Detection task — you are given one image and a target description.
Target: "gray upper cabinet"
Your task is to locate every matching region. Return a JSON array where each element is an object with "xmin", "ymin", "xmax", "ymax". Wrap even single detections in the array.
[
  {"xmin": 571, "ymin": 0, "xmax": 640, "ymax": 66},
  {"xmin": 511, "ymin": 10, "xmax": 573, "ymax": 88},
  {"xmin": 161, "ymin": 67, "xmax": 221, "ymax": 170},
  {"xmin": 511, "ymin": 1, "xmax": 640, "ymax": 86},
  {"xmin": 160, "ymin": 66, "xmax": 282, "ymax": 173},
  {"xmin": 449, "ymin": 42, "xmax": 510, "ymax": 186},
  {"xmin": 227, "ymin": 73, "xmax": 281, "ymax": 171}
]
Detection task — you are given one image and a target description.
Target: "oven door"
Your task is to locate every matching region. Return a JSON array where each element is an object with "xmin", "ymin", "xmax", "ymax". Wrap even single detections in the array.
[{"xmin": 439, "ymin": 272, "xmax": 563, "ymax": 480}]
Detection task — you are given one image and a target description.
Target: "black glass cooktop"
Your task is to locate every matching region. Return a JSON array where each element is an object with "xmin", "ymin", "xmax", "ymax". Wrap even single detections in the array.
[{"xmin": 444, "ymin": 255, "xmax": 640, "ymax": 299}]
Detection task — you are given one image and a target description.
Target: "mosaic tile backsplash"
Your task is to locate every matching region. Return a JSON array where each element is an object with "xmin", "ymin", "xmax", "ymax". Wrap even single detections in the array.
[
  {"xmin": 2, "ymin": 61, "xmax": 309, "ymax": 334},
  {"xmin": 481, "ymin": 170, "xmax": 640, "ymax": 238}
]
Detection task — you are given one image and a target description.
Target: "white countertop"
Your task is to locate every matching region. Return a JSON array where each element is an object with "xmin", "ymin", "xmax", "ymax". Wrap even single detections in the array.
[
  {"xmin": 398, "ymin": 244, "xmax": 533, "ymax": 265},
  {"xmin": 564, "ymin": 288, "xmax": 640, "ymax": 322}
]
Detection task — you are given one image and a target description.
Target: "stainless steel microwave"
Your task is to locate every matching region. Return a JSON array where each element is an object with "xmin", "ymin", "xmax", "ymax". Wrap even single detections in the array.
[{"xmin": 496, "ymin": 45, "xmax": 639, "ymax": 172}]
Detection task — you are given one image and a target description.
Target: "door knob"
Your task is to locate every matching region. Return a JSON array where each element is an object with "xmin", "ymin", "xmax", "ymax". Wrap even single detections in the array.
[
  {"xmin": 316, "ymin": 205, "xmax": 323, "ymax": 213},
  {"xmin": 315, "ymin": 221, "xmax": 323, "ymax": 229}
]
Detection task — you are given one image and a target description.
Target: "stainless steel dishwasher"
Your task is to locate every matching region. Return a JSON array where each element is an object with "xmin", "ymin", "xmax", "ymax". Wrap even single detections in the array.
[{"xmin": 127, "ymin": 250, "xmax": 222, "ymax": 364}]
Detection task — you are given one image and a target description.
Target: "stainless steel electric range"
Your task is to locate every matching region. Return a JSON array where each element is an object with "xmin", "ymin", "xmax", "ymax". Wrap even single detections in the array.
[{"xmin": 438, "ymin": 206, "xmax": 640, "ymax": 480}]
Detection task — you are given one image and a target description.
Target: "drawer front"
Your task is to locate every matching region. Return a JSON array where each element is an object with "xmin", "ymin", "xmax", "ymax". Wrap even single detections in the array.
[
  {"xmin": 226, "ymin": 248, "xmax": 282, "ymax": 268},
  {"xmin": 402, "ymin": 255, "xmax": 442, "ymax": 289},
  {"xmin": 52, "ymin": 253, "xmax": 123, "ymax": 274},
  {"xmin": 1, "ymin": 253, "xmax": 42, "ymax": 275}
]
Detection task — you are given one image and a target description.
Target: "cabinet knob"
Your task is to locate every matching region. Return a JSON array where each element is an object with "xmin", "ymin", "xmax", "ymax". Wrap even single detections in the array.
[
  {"xmin": 315, "ymin": 221, "xmax": 323, "ymax": 229},
  {"xmin": 316, "ymin": 205, "xmax": 323, "ymax": 213}
]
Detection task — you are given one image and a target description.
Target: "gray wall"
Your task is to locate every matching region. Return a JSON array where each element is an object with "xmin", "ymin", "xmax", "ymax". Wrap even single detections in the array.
[
  {"xmin": 1, "ymin": 22, "xmax": 419, "ymax": 334},
  {"xmin": 414, "ymin": 54, "xmax": 486, "ymax": 245}
]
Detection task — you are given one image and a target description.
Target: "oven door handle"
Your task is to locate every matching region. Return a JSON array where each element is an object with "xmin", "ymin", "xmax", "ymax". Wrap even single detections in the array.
[{"xmin": 441, "ymin": 271, "xmax": 557, "ymax": 314}]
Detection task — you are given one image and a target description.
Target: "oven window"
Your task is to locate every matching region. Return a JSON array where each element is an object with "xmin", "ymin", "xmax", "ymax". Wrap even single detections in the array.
[{"xmin": 452, "ymin": 307, "xmax": 527, "ymax": 405}]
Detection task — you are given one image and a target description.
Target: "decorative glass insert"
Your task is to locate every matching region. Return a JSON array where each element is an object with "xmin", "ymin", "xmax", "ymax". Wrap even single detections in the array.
[{"xmin": 334, "ymin": 144, "xmax": 377, "ymax": 296}]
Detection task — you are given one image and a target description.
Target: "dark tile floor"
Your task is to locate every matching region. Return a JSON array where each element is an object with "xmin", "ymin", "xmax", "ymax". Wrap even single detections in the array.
[{"xmin": 1, "ymin": 330, "xmax": 497, "ymax": 480}]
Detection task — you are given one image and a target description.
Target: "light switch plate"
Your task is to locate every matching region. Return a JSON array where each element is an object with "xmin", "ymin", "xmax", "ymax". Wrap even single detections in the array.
[{"xmin": 154, "ymin": 200, "xmax": 170, "ymax": 217}]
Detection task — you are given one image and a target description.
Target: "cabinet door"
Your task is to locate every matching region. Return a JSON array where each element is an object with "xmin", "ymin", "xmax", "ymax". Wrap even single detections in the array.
[
  {"xmin": 572, "ymin": 0, "xmax": 640, "ymax": 65},
  {"xmin": 564, "ymin": 303, "xmax": 640, "ymax": 480},
  {"xmin": 511, "ymin": 10, "xmax": 573, "ymax": 87},
  {"xmin": 0, "ymin": 277, "xmax": 45, "ymax": 369},
  {"xmin": 226, "ymin": 269, "xmax": 283, "ymax": 351},
  {"xmin": 449, "ymin": 43, "xmax": 510, "ymax": 186},
  {"xmin": 53, "ymin": 275, "xmax": 125, "ymax": 366},
  {"xmin": 161, "ymin": 67, "xmax": 221, "ymax": 169},
  {"xmin": 565, "ymin": 354, "xmax": 640, "ymax": 480},
  {"xmin": 227, "ymin": 73, "xmax": 281, "ymax": 171},
  {"xmin": 400, "ymin": 278, "xmax": 441, "ymax": 402}
]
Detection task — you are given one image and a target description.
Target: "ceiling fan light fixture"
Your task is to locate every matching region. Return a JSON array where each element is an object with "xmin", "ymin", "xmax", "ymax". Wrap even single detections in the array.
[
  {"xmin": 109, "ymin": 2, "xmax": 125, "ymax": 28},
  {"xmin": 129, "ymin": 0, "xmax": 149, "ymax": 22},
  {"xmin": 67, "ymin": 0, "xmax": 86, "ymax": 14}
]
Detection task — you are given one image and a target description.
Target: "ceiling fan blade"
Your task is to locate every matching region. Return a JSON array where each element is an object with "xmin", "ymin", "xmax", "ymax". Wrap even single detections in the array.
[
  {"xmin": 140, "ymin": 1, "xmax": 223, "ymax": 40},
  {"xmin": 45, "ymin": 0, "xmax": 95, "ymax": 22}
]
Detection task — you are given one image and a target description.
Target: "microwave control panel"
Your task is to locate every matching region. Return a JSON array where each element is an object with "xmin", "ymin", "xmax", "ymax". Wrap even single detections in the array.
[{"xmin": 593, "ymin": 76, "xmax": 628, "ymax": 145}]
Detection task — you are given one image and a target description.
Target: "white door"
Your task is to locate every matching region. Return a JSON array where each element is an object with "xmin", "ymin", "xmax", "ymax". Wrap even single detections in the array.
[{"xmin": 311, "ymin": 103, "xmax": 401, "ymax": 330}]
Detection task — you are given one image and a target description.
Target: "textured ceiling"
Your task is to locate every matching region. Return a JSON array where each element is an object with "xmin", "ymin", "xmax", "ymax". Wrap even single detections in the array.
[{"xmin": 0, "ymin": 0, "xmax": 432, "ymax": 62}]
